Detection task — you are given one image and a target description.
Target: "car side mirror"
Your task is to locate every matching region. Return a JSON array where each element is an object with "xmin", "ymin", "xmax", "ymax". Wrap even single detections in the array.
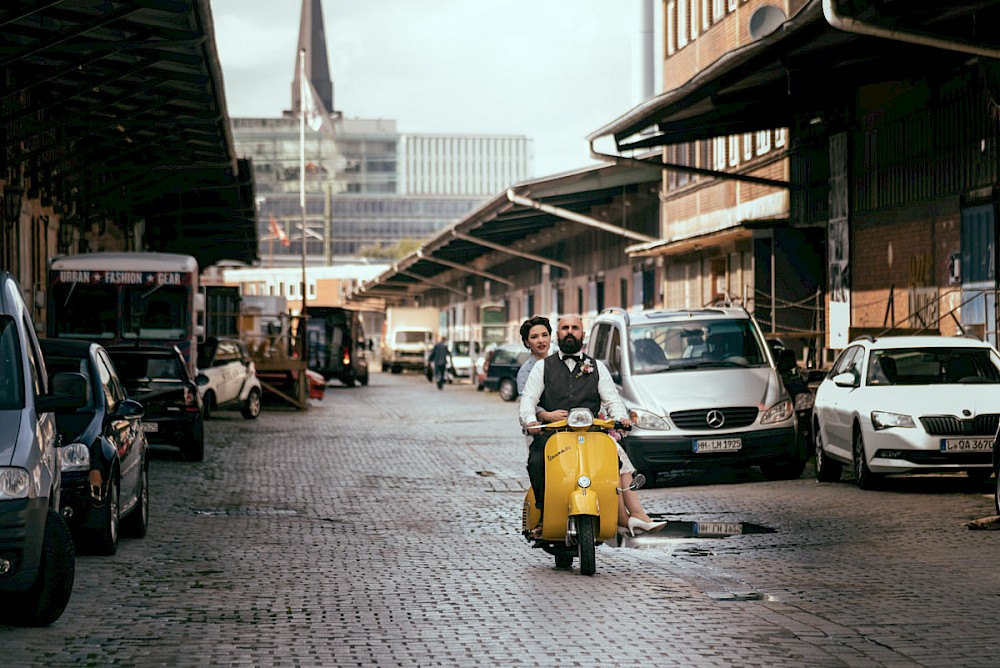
[
  {"xmin": 832, "ymin": 372, "xmax": 857, "ymax": 388},
  {"xmin": 113, "ymin": 398, "xmax": 145, "ymax": 420},
  {"xmin": 196, "ymin": 374, "xmax": 210, "ymax": 387},
  {"xmin": 37, "ymin": 371, "xmax": 89, "ymax": 413}
]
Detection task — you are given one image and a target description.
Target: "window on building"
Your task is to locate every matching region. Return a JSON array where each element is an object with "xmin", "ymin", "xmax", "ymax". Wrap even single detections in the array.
[
  {"xmin": 743, "ymin": 133, "xmax": 754, "ymax": 161},
  {"xmin": 701, "ymin": 0, "xmax": 711, "ymax": 30},
  {"xmin": 775, "ymin": 127, "xmax": 787, "ymax": 147},
  {"xmin": 577, "ymin": 287, "xmax": 584, "ymax": 314},
  {"xmin": 728, "ymin": 0, "xmax": 737, "ymax": 10},
  {"xmin": 756, "ymin": 130, "xmax": 772, "ymax": 155},
  {"xmin": 689, "ymin": 0, "xmax": 699, "ymax": 41},
  {"xmin": 596, "ymin": 280, "xmax": 605, "ymax": 313},
  {"xmin": 667, "ymin": 1, "xmax": 676, "ymax": 55},
  {"xmin": 728, "ymin": 135, "xmax": 739, "ymax": 167},
  {"xmin": 620, "ymin": 278, "xmax": 628, "ymax": 307},
  {"xmin": 678, "ymin": 0, "xmax": 688, "ymax": 48},
  {"xmin": 712, "ymin": 0, "xmax": 724, "ymax": 22},
  {"xmin": 713, "ymin": 137, "xmax": 727, "ymax": 170}
]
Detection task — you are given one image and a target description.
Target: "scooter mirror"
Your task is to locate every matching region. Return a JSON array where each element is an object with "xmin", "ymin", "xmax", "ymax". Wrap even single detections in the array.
[{"xmin": 632, "ymin": 473, "xmax": 646, "ymax": 490}]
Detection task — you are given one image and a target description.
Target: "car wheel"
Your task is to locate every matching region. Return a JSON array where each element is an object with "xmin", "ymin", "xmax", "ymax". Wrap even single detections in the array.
[
  {"xmin": 814, "ymin": 422, "xmax": 843, "ymax": 482},
  {"xmin": 852, "ymin": 427, "xmax": 881, "ymax": 490},
  {"xmin": 343, "ymin": 374, "xmax": 356, "ymax": 387},
  {"xmin": 8, "ymin": 510, "xmax": 75, "ymax": 627},
  {"xmin": 499, "ymin": 378, "xmax": 517, "ymax": 402},
  {"xmin": 391, "ymin": 365, "xmax": 401, "ymax": 374},
  {"xmin": 476, "ymin": 382, "xmax": 484, "ymax": 392},
  {"xmin": 360, "ymin": 371, "xmax": 369, "ymax": 386},
  {"xmin": 121, "ymin": 464, "xmax": 149, "ymax": 539},
  {"xmin": 202, "ymin": 390, "xmax": 215, "ymax": 420},
  {"xmin": 241, "ymin": 388, "xmax": 261, "ymax": 419},
  {"xmin": 88, "ymin": 475, "xmax": 119, "ymax": 556}
]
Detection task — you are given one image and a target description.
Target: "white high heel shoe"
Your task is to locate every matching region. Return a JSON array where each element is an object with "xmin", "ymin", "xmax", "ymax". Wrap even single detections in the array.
[{"xmin": 626, "ymin": 517, "xmax": 666, "ymax": 537}]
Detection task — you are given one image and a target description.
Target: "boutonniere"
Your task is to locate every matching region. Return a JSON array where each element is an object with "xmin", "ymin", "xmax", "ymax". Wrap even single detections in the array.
[{"xmin": 575, "ymin": 359, "xmax": 594, "ymax": 378}]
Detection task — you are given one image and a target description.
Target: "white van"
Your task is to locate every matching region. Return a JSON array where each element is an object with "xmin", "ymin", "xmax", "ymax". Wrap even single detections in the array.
[{"xmin": 586, "ymin": 306, "xmax": 804, "ymax": 485}]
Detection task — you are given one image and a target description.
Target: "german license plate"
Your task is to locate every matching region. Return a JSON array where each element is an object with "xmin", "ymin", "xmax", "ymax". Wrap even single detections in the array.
[
  {"xmin": 940, "ymin": 438, "xmax": 992, "ymax": 452},
  {"xmin": 140, "ymin": 422, "xmax": 158, "ymax": 433},
  {"xmin": 693, "ymin": 438, "xmax": 741, "ymax": 453},
  {"xmin": 696, "ymin": 522, "xmax": 743, "ymax": 536}
]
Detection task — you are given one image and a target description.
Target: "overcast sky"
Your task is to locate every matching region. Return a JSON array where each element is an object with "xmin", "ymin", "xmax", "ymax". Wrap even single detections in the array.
[{"xmin": 210, "ymin": 0, "xmax": 657, "ymax": 178}]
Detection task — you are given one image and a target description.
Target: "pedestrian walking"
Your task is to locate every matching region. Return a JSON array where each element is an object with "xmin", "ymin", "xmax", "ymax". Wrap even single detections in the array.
[{"xmin": 428, "ymin": 336, "xmax": 452, "ymax": 390}]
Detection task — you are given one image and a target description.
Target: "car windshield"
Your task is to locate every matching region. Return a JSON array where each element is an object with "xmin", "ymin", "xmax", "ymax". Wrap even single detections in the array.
[
  {"xmin": 110, "ymin": 354, "xmax": 185, "ymax": 381},
  {"xmin": 122, "ymin": 285, "xmax": 187, "ymax": 340},
  {"xmin": 628, "ymin": 319, "xmax": 767, "ymax": 374},
  {"xmin": 867, "ymin": 347, "xmax": 1000, "ymax": 386},
  {"xmin": 395, "ymin": 331, "xmax": 428, "ymax": 344},
  {"xmin": 453, "ymin": 341, "xmax": 471, "ymax": 356},
  {"xmin": 0, "ymin": 316, "xmax": 25, "ymax": 409},
  {"xmin": 51, "ymin": 283, "xmax": 117, "ymax": 339}
]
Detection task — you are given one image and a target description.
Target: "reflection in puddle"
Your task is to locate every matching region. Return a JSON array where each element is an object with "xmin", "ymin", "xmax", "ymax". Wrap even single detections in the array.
[{"xmin": 609, "ymin": 520, "xmax": 775, "ymax": 551}]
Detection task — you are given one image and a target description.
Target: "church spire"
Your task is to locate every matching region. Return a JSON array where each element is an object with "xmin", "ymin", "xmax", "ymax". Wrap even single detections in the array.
[{"xmin": 291, "ymin": 0, "xmax": 335, "ymax": 115}]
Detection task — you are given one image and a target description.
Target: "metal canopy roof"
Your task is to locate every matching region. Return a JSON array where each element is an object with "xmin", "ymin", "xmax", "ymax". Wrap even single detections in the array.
[
  {"xmin": 1, "ymin": 0, "xmax": 258, "ymax": 268},
  {"xmin": 589, "ymin": 0, "xmax": 1000, "ymax": 152},
  {"xmin": 356, "ymin": 163, "xmax": 662, "ymax": 302}
]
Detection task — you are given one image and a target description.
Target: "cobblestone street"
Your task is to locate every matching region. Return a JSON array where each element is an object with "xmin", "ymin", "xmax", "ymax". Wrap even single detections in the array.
[{"xmin": 3, "ymin": 372, "xmax": 999, "ymax": 667}]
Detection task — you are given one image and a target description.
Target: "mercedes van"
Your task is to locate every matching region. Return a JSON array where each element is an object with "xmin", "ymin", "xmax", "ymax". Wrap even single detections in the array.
[{"xmin": 586, "ymin": 307, "xmax": 805, "ymax": 484}]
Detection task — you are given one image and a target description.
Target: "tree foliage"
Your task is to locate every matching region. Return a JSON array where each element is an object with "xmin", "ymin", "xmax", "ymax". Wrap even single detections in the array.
[{"xmin": 358, "ymin": 238, "xmax": 425, "ymax": 260}]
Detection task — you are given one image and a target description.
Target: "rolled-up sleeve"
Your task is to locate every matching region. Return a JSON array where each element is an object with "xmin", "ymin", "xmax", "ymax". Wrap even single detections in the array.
[{"xmin": 518, "ymin": 360, "xmax": 546, "ymax": 427}]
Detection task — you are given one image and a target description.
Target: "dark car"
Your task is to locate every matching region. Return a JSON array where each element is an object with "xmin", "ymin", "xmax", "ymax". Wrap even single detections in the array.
[
  {"xmin": 107, "ymin": 345, "xmax": 205, "ymax": 462},
  {"xmin": 482, "ymin": 344, "xmax": 530, "ymax": 402},
  {"xmin": 39, "ymin": 339, "xmax": 150, "ymax": 556}
]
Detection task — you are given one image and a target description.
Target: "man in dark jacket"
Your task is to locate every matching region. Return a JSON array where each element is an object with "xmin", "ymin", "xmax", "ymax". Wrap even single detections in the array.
[{"xmin": 427, "ymin": 336, "xmax": 452, "ymax": 390}]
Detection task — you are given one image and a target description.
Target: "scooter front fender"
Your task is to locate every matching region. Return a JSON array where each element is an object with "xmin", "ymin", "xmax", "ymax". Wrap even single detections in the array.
[{"xmin": 567, "ymin": 488, "xmax": 600, "ymax": 517}]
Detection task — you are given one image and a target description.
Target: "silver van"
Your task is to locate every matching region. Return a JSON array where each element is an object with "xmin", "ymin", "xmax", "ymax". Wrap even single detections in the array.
[{"xmin": 586, "ymin": 307, "xmax": 804, "ymax": 484}]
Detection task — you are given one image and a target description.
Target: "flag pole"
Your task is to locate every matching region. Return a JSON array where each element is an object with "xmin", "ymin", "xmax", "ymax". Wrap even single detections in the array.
[{"xmin": 298, "ymin": 47, "xmax": 308, "ymax": 318}]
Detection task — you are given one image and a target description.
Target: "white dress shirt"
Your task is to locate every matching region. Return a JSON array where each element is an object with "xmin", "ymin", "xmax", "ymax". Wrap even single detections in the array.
[{"xmin": 518, "ymin": 352, "xmax": 628, "ymax": 428}]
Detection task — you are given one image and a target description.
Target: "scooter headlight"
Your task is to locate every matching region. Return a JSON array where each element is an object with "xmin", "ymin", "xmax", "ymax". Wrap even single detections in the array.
[
  {"xmin": 567, "ymin": 408, "xmax": 594, "ymax": 428},
  {"xmin": 577, "ymin": 476, "xmax": 592, "ymax": 489}
]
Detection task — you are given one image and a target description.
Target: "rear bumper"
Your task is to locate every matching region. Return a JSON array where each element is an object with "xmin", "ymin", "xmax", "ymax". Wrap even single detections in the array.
[
  {"xmin": 141, "ymin": 414, "xmax": 201, "ymax": 445},
  {"xmin": 624, "ymin": 427, "xmax": 798, "ymax": 473}
]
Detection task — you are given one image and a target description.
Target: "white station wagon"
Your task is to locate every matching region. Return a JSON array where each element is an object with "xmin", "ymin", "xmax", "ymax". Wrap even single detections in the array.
[{"xmin": 813, "ymin": 335, "xmax": 1000, "ymax": 489}]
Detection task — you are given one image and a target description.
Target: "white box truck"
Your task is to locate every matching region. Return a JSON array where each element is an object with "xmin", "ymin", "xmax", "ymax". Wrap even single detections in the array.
[{"xmin": 381, "ymin": 307, "xmax": 439, "ymax": 373}]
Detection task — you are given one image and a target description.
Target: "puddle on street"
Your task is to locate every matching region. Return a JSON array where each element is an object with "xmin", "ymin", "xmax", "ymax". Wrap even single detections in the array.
[{"xmin": 609, "ymin": 519, "xmax": 775, "ymax": 551}]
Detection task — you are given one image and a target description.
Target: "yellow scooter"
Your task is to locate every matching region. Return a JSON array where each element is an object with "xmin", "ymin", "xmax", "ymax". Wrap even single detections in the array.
[{"xmin": 521, "ymin": 407, "xmax": 643, "ymax": 576}]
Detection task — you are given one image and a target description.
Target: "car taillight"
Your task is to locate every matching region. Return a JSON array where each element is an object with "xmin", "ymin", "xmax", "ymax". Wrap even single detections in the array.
[
  {"xmin": 184, "ymin": 387, "xmax": 200, "ymax": 412},
  {"xmin": 342, "ymin": 346, "xmax": 350, "ymax": 366}
]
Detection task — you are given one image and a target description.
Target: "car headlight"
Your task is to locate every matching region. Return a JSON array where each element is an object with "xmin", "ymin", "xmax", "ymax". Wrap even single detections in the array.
[
  {"xmin": 761, "ymin": 398, "xmax": 794, "ymax": 424},
  {"xmin": 871, "ymin": 411, "xmax": 915, "ymax": 430},
  {"xmin": 60, "ymin": 442, "xmax": 90, "ymax": 472},
  {"xmin": 794, "ymin": 392, "xmax": 815, "ymax": 411},
  {"xmin": 567, "ymin": 408, "xmax": 594, "ymax": 428},
  {"xmin": 0, "ymin": 467, "xmax": 31, "ymax": 500},
  {"xmin": 629, "ymin": 409, "xmax": 670, "ymax": 430}
]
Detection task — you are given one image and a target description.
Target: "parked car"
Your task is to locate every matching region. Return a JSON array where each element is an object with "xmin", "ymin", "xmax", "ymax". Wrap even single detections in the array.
[
  {"xmin": 195, "ymin": 337, "xmax": 262, "ymax": 419},
  {"xmin": 305, "ymin": 306, "xmax": 370, "ymax": 387},
  {"xmin": 106, "ymin": 345, "xmax": 205, "ymax": 462},
  {"xmin": 814, "ymin": 334, "xmax": 1000, "ymax": 489},
  {"xmin": 39, "ymin": 339, "xmax": 150, "ymax": 555},
  {"xmin": 449, "ymin": 340, "xmax": 479, "ymax": 381},
  {"xmin": 0, "ymin": 272, "xmax": 87, "ymax": 626},
  {"xmin": 481, "ymin": 344, "xmax": 531, "ymax": 401},
  {"xmin": 586, "ymin": 306, "xmax": 804, "ymax": 485}
]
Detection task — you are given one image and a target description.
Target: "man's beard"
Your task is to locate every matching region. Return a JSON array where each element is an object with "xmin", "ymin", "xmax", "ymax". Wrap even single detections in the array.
[{"xmin": 559, "ymin": 335, "xmax": 583, "ymax": 354}]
